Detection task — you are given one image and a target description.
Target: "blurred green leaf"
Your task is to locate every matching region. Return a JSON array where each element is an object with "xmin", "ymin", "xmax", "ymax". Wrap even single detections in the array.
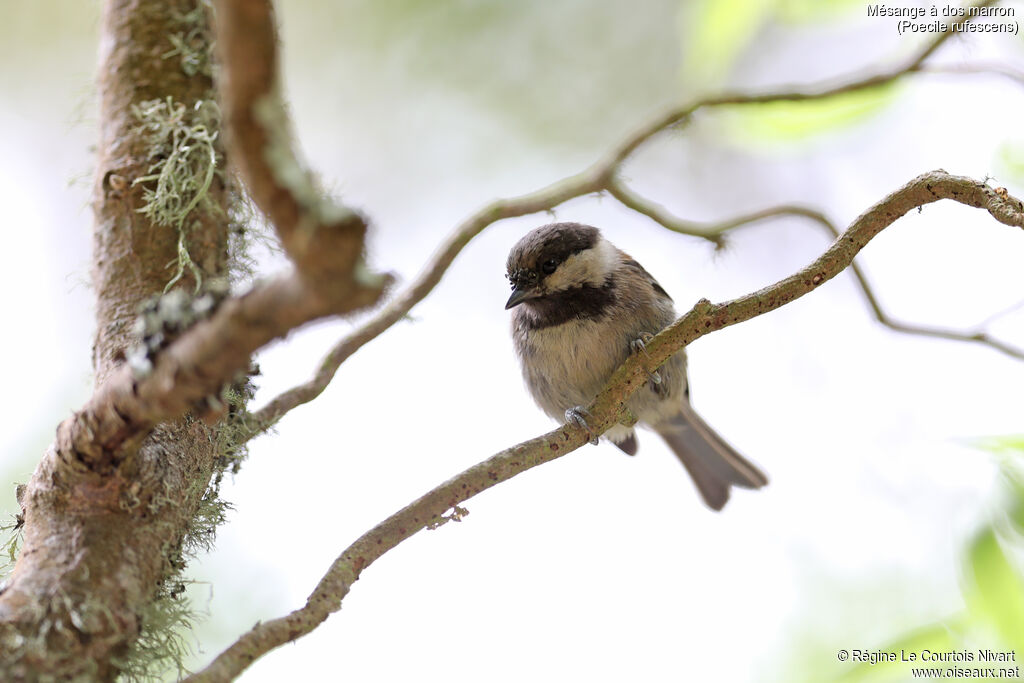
[
  {"xmin": 720, "ymin": 84, "xmax": 898, "ymax": 146},
  {"xmin": 780, "ymin": 439, "xmax": 1024, "ymax": 683},
  {"xmin": 679, "ymin": 0, "xmax": 899, "ymax": 144},
  {"xmin": 995, "ymin": 142, "xmax": 1024, "ymax": 186},
  {"xmin": 972, "ymin": 438, "xmax": 1024, "ymax": 532},
  {"xmin": 978, "ymin": 435, "xmax": 1024, "ymax": 454},
  {"xmin": 1005, "ymin": 470, "xmax": 1024, "ymax": 535},
  {"xmin": 777, "ymin": 0, "xmax": 863, "ymax": 22},
  {"xmin": 681, "ymin": 0, "xmax": 873, "ymax": 90},
  {"xmin": 964, "ymin": 527, "xmax": 1024, "ymax": 651},
  {"xmin": 681, "ymin": 0, "xmax": 773, "ymax": 88}
]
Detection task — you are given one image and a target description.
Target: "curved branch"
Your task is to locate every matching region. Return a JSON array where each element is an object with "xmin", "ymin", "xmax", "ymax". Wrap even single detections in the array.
[
  {"xmin": 913, "ymin": 62, "xmax": 1024, "ymax": 86},
  {"xmin": 188, "ymin": 174, "xmax": 1024, "ymax": 681},
  {"xmin": 215, "ymin": 0, "xmax": 384, "ymax": 293},
  {"xmin": 247, "ymin": 166, "xmax": 609, "ymax": 432},
  {"xmin": 54, "ymin": 272, "xmax": 385, "ymax": 474},
  {"xmin": 595, "ymin": 0, "xmax": 999, "ymax": 169},
  {"xmin": 605, "ymin": 178, "xmax": 1024, "ymax": 361},
  {"xmin": 245, "ymin": 10, "xmax": 1001, "ymax": 437}
]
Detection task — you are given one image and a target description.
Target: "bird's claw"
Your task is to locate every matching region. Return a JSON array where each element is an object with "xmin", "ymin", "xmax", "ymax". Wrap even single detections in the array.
[
  {"xmin": 565, "ymin": 407, "xmax": 599, "ymax": 446},
  {"xmin": 629, "ymin": 335, "xmax": 662, "ymax": 385},
  {"xmin": 628, "ymin": 335, "xmax": 651, "ymax": 354}
]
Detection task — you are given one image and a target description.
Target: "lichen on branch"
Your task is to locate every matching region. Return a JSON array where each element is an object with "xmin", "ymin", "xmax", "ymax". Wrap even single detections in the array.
[{"xmin": 132, "ymin": 96, "xmax": 222, "ymax": 291}]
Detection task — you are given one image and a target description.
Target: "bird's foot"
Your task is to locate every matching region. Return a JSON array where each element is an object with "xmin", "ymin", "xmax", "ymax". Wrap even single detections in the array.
[
  {"xmin": 629, "ymin": 334, "xmax": 661, "ymax": 385},
  {"xmin": 628, "ymin": 333, "xmax": 653, "ymax": 354},
  {"xmin": 565, "ymin": 407, "xmax": 599, "ymax": 446}
]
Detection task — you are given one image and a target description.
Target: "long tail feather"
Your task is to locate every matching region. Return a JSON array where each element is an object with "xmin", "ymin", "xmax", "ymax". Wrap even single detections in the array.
[{"xmin": 654, "ymin": 403, "xmax": 767, "ymax": 511}]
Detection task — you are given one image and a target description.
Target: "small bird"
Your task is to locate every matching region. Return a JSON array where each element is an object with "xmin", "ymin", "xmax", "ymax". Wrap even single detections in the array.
[{"xmin": 505, "ymin": 222, "xmax": 767, "ymax": 510}]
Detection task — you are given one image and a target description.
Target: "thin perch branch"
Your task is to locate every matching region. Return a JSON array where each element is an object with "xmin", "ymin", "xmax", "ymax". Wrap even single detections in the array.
[
  {"xmin": 248, "ymin": 167, "xmax": 609, "ymax": 432},
  {"xmin": 605, "ymin": 178, "xmax": 1024, "ymax": 361},
  {"xmin": 187, "ymin": 172, "xmax": 1024, "ymax": 682},
  {"xmin": 246, "ymin": 10, "xmax": 1005, "ymax": 437},
  {"xmin": 913, "ymin": 62, "xmax": 1024, "ymax": 86}
]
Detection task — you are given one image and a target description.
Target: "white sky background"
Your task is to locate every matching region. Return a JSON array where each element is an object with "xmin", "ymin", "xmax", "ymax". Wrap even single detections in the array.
[{"xmin": 1, "ymin": 1, "xmax": 1023, "ymax": 682}]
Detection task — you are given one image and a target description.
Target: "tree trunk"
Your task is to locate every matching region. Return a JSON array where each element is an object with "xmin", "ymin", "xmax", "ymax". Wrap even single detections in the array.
[{"xmin": 0, "ymin": 1, "xmax": 230, "ymax": 679}]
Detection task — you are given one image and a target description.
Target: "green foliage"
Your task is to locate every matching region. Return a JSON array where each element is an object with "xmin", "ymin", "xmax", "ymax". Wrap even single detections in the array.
[
  {"xmin": 789, "ymin": 437, "xmax": 1024, "ymax": 682},
  {"xmin": 681, "ymin": 0, "xmax": 863, "ymax": 89},
  {"xmin": 773, "ymin": 440, "xmax": 1024, "ymax": 682},
  {"xmin": 680, "ymin": 0, "xmax": 896, "ymax": 143},
  {"xmin": 682, "ymin": 0, "xmax": 775, "ymax": 89},
  {"xmin": 996, "ymin": 142, "xmax": 1024, "ymax": 188},
  {"xmin": 964, "ymin": 526, "xmax": 1024, "ymax": 652},
  {"xmin": 775, "ymin": 0, "xmax": 863, "ymax": 22},
  {"xmin": 980, "ymin": 436, "xmax": 1024, "ymax": 454},
  {"xmin": 721, "ymin": 85, "xmax": 898, "ymax": 147}
]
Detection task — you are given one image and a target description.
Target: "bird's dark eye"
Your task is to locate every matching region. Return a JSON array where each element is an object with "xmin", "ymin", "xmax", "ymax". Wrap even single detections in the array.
[{"xmin": 541, "ymin": 258, "xmax": 559, "ymax": 275}]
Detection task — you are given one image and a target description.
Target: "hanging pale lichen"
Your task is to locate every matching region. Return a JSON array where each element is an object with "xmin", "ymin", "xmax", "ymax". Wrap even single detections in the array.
[
  {"xmin": 162, "ymin": 1, "xmax": 215, "ymax": 78},
  {"xmin": 131, "ymin": 96, "xmax": 222, "ymax": 292}
]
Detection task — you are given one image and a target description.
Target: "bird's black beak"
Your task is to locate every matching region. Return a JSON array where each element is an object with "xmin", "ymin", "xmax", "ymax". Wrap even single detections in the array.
[{"xmin": 505, "ymin": 286, "xmax": 532, "ymax": 310}]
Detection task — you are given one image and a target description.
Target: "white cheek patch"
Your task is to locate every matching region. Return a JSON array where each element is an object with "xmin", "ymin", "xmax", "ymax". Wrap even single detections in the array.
[{"xmin": 545, "ymin": 238, "xmax": 616, "ymax": 291}]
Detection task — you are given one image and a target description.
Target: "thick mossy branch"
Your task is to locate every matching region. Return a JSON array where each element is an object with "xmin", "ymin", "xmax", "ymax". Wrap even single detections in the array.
[
  {"xmin": 114, "ymin": 578, "xmax": 201, "ymax": 683},
  {"xmin": 118, "ymin": 434, "xmax": 241, "ymax": 683},
  {"xmin": 53, "ymin": 265, "xmax": 383, "ymax": 478},
  {"xmin": 114, "ymin": 372, "xmax": 253, "ymax": 682},
  {"xmin": 0, "ymin": 1, "xmax": 241, "ymax": 681}
]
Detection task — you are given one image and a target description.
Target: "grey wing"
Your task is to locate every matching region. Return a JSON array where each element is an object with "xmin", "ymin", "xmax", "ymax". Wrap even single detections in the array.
[{"xmin": 619, "ymin": 255, "xmax": 673, "ymax": 304}]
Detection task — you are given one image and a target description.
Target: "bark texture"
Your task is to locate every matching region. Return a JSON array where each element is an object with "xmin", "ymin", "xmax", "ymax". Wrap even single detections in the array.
[
  {"xmin": 0, "ymin": 1, "xmax": 229, "ymax": 679},
  {"xmin": 93, "ymin": 0, "xmax": 228, "ymax": 383}
]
